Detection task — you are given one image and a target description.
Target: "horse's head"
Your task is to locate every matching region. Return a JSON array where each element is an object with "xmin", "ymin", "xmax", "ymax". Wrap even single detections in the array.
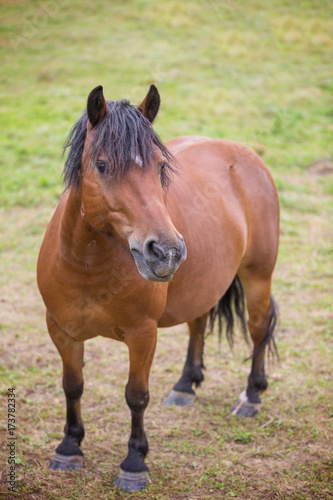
[{"xmin": 63, "ymin": 85, "xmax": 186, "ymax": 282}]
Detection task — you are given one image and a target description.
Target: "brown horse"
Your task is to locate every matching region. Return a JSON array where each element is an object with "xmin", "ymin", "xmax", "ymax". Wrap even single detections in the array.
[{"xmin": 37, "ymin": 85, "xmax": 279, "ymax": 492}]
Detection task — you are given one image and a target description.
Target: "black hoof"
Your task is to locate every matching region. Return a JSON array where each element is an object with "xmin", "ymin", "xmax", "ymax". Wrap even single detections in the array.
[
  {"xmin": 231, "ymin": 391, "xmax": 261, "ymax": 418},
  {"xmin": 165, "ymin": 389, "xmax": 196, "ymax": 406},
  {"xmin": 49, "ymin": 452, "xmax": 83, "ymax": 471},
  {"xmin": 113, "ymin": 468, "xmax": 151, "ymax": 492}
]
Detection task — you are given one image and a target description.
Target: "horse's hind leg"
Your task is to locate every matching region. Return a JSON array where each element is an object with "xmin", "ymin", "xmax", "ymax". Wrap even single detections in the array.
[
  {"xmin": 165, "ymin": 314, "xmax": 207, "ymax": 406},
  {"xmin": 46, "ymin": 313, "xmax": 85, "ymax": 470},
  {"xmin": 231, "ymin": 275, "xmax": 277, "ymax": 417}
]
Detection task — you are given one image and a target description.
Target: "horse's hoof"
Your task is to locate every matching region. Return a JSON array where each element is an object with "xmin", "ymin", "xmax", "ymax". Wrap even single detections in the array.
[
  {"xmin": 165, "ymin": 389, "xmax": 196, "ymax": 406},
  {"xmin": 113, "ymin": 468, "xmax": 151, "ymax": 492},
  {"xmin": 49, "ymin": 452, "xmax": 83, "ymax": 471},
  {"xmin": 231, "ymin": 390, "xmax": 261, "ymax": 417}
]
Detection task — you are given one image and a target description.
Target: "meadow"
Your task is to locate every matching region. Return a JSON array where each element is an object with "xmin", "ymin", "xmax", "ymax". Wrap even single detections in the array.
[{"xmin": 0, "ymin": 0, "xmax": 332, "ymax": 498}]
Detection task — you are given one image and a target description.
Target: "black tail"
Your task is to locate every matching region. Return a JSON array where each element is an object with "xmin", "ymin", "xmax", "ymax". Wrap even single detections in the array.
[
  {"xmin": 209, "ymin": 275, "xmax": 248, "ymax": 347},
  {"xmin": 209, "ymin": 275, "xmax": 279, "ymax": 358}
]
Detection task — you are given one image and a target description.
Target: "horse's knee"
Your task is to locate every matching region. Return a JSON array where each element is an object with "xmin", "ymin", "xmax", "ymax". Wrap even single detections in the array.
[
  {"xmin": 125, "ymin": 387, "xmax": 149, "ymax": 412},
  {"xmin": 63, "ymin": 378, "xmax": 83, "ymax": 401}
]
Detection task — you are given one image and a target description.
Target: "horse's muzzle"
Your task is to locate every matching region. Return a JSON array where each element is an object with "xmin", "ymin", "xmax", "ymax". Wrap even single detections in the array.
[{"xmin": 130, "ymin": 236, "xmax": 187, "ymax": 282}]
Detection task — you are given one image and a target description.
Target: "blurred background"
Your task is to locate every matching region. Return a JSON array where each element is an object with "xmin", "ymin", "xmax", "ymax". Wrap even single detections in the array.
[
  {"xmin": 0, "ymin": 1, "xmax": 332, "ymax": 499},
  {"xmin": 1, "ymin": 0, "xmax": 332, "ymax": 207}
]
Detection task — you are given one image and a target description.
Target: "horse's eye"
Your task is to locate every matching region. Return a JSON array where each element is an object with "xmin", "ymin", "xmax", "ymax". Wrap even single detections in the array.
[
  {"xmin": 96, "ymin": 161, "xmax": 106, "ymax": 173},
  {"xmin": 160, "ymin": 161, "xmax": 166, "ymax": 172}
]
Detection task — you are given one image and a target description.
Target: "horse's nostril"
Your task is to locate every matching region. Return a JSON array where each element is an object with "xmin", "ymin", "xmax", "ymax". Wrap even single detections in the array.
[
  {"xmin": 151, "ymin": 241, "xmax": 166, "ymax": 260},
  {"xmin": 145, "ymin": 239, "xmax": 166, "ymax": 260},
  {"xmin": 144, "ymin": 237, "xmax": 186, "ymax": 265}
]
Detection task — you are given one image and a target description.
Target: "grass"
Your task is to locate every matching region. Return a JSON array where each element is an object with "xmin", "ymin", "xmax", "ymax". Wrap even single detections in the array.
[
  {"xmin": 0, "ymin": 0, "xmax": 333, "ymax": 499},
  {"xmin": 1, "ymin": 0, "xmax": 333, "ymax": 208}
]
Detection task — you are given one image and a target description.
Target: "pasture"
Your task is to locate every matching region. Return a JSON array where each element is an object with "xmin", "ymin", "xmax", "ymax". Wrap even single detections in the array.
[{"xmin": 0, "ymin": 0, "xmax": 332, "ymax": 498}]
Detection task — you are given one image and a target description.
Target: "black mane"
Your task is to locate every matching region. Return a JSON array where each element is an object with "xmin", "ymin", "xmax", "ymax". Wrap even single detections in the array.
[{"xmin": 62, "ymin": 99, "xmax": 177, "ymax": 189}]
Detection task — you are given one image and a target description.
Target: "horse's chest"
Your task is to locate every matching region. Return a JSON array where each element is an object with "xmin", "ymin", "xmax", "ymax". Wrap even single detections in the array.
[{"xmin": 42, "ymin": 264, "xmax": 166, "ymax": 341}]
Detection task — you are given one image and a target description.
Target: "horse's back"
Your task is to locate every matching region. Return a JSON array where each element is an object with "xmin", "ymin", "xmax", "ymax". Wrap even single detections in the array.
[{"xmin": 167, "ymin": 136, "xmax": 279, "ymax": 262}]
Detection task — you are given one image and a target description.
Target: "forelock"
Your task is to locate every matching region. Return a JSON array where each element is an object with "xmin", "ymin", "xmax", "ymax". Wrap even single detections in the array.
[{"xmin": 62, "ymin": 99, "xmax": 177, "ymax": 190}]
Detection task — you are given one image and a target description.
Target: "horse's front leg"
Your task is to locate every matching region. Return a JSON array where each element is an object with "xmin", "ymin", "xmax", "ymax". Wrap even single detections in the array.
[
  {"xmin": 114, "ymin": 322, "xmax": 157, "ymax": 492},
  {"xmin": 46, "ymin": 313, "xmax": 85, "ymax": 470}
]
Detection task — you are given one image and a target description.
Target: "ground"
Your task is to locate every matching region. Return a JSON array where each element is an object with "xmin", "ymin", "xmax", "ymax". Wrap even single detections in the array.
[
  {"xmin": 0, "ymin": 167, "xmax": 332, "ymax": 499},
  {"xmin": 0, "ymin": 0, "xmax": 332, "ymax": 498}
]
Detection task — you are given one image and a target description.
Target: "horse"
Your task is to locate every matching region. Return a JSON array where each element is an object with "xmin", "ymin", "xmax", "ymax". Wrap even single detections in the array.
[{"xmin": 37, "ymin": 84, "xmax": 279, "ymax": 492}]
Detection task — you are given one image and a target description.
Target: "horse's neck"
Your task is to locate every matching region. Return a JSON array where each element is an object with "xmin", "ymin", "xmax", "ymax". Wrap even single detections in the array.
[{"xmin": 59, "ymin": 187, "xmax": 114, "ymax": 267}]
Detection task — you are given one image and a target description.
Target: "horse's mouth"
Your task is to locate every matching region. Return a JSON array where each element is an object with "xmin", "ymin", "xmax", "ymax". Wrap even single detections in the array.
[{"xmin": 130, "ymin": 249, "xmax": 174, "ymax": 283}]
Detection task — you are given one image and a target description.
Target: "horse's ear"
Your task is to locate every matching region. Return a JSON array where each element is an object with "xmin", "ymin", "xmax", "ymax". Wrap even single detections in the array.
[
  {"xmin": 87, "ymin": 85, "xmax": 107, "ymax": 127},
  {"xmin": 138, "ymin": 84, "xmax": 160, "ymax": 123}
]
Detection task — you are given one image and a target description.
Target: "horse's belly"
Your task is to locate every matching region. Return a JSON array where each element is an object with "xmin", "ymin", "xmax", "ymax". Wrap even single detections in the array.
[
  {"xmin": 159, "ymin": 268, "xmax": 237, "ymax": 327},
  {"xmin": 159, "ymin": 220, "xmax": 245, "ymax": 327}
]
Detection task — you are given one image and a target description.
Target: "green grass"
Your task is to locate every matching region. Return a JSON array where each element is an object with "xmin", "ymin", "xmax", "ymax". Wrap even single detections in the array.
[
  {"xmin": 1, "ymin": 0, "xmax": 333, "ymax": 208},
  {"xmin": 0, "ymin": 1, "xmax": 333, "ymax": 499}
]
